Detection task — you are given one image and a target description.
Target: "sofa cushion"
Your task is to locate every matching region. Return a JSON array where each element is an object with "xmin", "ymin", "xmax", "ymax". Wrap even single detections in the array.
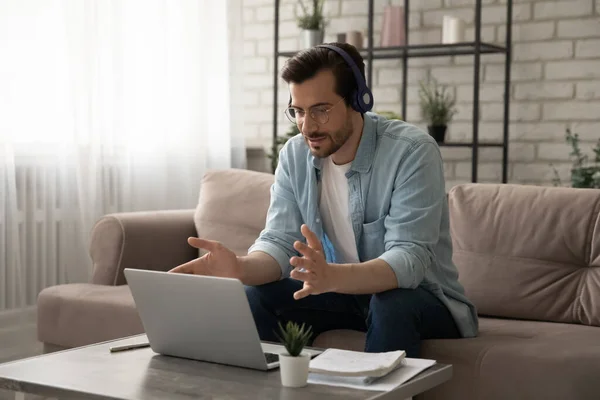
[
  {"xmin": 313, "ymin": 318, "xmax": 600, "ymax": 400},
  {"xmin": 37, "ymin": 284, "xmax": 143, "ymax": 349},
  {"xmin": 422, "ymin": 318, "xmax": 600, "ymax": 400},
  {"xmin": 194, "ymin": 169, "xmax": 274, "ymax": 256},
  {"xmin": 448, "ymin": 184, "xmax": 600, "ymax": 326}
]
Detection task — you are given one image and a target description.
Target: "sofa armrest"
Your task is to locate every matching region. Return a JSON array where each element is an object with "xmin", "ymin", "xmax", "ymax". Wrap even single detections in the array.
[{"xmin": 90, "ymin": 209, "xmax": 198, "ymax": 286}]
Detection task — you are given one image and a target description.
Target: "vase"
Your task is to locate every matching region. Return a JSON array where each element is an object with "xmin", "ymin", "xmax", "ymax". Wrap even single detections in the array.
[
  {"xmin": 345, "ymin": 31, "xmax": 363, "ymax": 49},
  {"xmin": 302, "ymin": 29, "xmax": 324, "ymax": 49},
  {"xmin": 442, "ymin": 16, "xmax": 466, "ymax": 44},
  {"xmin": 381, "ymin": 5, "xmax": 405, "ymax": 47},
  {"xmin": 428, "ymin": 125, "xmax": 447, "ymax": 143},
  {"xmin": 279, "ymin": 352, "xmax": 310, "ymax": 388}
]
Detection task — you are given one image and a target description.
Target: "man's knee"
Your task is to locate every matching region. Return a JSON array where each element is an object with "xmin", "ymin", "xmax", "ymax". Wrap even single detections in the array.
[{"xmin": 369, "ymin": 288, "xmax": 423, "ymax": 322}]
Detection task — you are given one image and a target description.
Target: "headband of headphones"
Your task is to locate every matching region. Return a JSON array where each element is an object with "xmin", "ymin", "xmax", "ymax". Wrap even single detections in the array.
[{"xmin": 316, "ymin": 44, "xmax": 374, "ymax": 113}]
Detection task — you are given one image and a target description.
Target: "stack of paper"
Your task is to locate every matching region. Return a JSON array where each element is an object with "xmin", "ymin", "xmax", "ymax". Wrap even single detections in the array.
[
  {"xmin": 307, "ymin": 349, "xmax": 436, "ymax": 391},
  {"xmin": 308, "ymin": 358, "xmax": 437, "ymax": 391},
  {"xmin": 309, "ymin": 348, "xmax": 406, "ymax": 379}
]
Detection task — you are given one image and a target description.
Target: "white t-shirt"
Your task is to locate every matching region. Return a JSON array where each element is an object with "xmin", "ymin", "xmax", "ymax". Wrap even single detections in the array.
[{"xmin": 318, "ymin": 156, "xmax": 360, "ymax": 264}]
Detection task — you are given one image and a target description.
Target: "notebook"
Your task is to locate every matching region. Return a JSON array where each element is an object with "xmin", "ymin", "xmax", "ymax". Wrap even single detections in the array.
[
  {"xmin": 308, "ymin": 357, "xmax": 437, "ymax": 391},
  {"xmin": 308, "ymin": 348, "xmax": 406, "ymax": 378}
]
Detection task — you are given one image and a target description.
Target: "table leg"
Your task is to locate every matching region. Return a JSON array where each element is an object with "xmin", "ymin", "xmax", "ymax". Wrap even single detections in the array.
[{"xmin": 13, "ymin": 392, "xmax": 24, "ymax": 400}]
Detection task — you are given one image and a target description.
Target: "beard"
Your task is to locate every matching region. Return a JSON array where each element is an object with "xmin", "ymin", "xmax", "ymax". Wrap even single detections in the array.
[{"xmin": 304, "ymin": 116, "xmax": 354, "ymax": 159}]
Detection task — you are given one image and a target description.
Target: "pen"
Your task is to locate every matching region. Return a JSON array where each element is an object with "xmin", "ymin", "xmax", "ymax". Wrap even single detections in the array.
[{"xmin": 109, "ymin": 342, "xmax": 150, "ymax": 353}]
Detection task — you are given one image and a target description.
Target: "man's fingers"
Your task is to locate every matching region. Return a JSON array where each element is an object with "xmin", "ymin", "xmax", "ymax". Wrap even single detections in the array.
[
  {"xmin": 290, "ymin": 267, "xmax": 315, "ymax": 282},
  {"xmin": 188, "ymin": 237, "xmax": 221, "ymax": 252},
  {"xmin": 293, "ymin": 241, "xmax": 319, "ymax": 261},
  {"xmin": 169, "ymin": 256, "xmax": 209, "ymax": 275},
  {"xmin": 300, "ymin": 224, "xmax": 323, "ymax": 252},
  {"xmin": 290, "ymin": 256, "xmax": 315, "ymax": 271},
  {"xmin": 294, "ymin": 285, "xmax": 315, "ymax": 300},
  {"xmin": 168, "ymin": 260, "xmax": 195, "ymax": 274}
]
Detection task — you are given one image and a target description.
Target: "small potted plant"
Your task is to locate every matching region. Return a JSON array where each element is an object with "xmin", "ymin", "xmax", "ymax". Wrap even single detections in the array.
[
  {"xmin": 296, "ymin": 0, "xmax": 326, "ymax": 49},
  {"xmin": 418, "ymin": 76, "xmax": 457, "ymax": 143},
  {"xmin": 275, "ymin": 321, "xmax": 313, "ymax": 387}
]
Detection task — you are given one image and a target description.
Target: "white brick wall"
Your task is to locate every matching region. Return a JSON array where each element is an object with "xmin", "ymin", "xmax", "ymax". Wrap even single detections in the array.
[
  {"xmin": 557, "ymin": 19, "xmax": 600, "ymax": 38},
  {"xmin": 533, "ymin": 0, "xmax": 593, "ymax": 19},
  {"xmin": 577, "ymin": 81, "xmax": 600, "ymax": 99},
  {"xmin": 241, "ymin": 0, "xmax": 600, "ymax": 186}
]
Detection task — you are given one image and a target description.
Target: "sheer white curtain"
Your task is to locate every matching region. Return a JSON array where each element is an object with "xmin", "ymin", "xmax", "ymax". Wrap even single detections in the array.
[{"xmin": 0, "ymin": 0, "xmax": 245, "ymax": 311}]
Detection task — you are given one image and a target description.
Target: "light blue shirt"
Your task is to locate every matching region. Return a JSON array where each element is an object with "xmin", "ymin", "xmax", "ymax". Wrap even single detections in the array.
[{"xmin": 249, "ymin": 112, "xmax": 478, "ymax": 338}]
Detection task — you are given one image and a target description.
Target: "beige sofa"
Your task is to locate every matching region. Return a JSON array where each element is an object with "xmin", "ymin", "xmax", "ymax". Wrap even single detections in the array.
[{"xmin": 38, "ymin": 168, "xmax": 600, "ymax": 399}]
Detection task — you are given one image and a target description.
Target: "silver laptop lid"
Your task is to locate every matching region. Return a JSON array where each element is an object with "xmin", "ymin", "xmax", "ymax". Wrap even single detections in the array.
[{"xmin": 124, "ymin": 268, "xmax": 270, "ymax": 370}]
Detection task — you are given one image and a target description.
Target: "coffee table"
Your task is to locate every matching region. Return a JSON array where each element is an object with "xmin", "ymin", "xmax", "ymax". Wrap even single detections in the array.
[{"xmin": 0, "ymin": 334, "xmax": 451, "ymax": 400}]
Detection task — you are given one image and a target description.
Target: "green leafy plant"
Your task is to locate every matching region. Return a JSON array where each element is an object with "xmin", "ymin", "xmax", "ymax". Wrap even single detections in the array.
[
  {"xmin": 418, "ymin": 77, "xmax": 457, "ymax": 127},
  {"xmin": 551, "ymin": 128, "xmax": 600, "ymax": 188},
  {"xmin": 296, "ymin": 0, "xmax": 326, "ymax": 30},
  {"xmin": 274, "ymin": 321, "xmax": 313, "ymax": 357},
  {"xmin": 268, "ymin": 123, "xmax": 300, "ymax": 173}
]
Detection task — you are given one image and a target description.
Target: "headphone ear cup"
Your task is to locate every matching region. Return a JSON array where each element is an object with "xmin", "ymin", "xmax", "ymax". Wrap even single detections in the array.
[{"xmin": 357, "ymin": 88, "xmax": 374, "ymax": 113}]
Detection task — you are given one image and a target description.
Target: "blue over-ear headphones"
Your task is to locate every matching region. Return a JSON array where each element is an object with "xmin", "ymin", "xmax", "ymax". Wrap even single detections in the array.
[{"xmin": 316, "ymin": 44, "xmax": 374, "ymax": 114}]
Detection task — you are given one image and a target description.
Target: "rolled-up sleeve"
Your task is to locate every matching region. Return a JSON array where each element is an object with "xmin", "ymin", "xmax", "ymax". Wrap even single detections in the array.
[
  {"xmin": 248, "ymin": 144, "xmax": 304, "ymax": 278},
  {"xmin": 377, "ymin": 140, "xmax": 446, "ymax": 289}
]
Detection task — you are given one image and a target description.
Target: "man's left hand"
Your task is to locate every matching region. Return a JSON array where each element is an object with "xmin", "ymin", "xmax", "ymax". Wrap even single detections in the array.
[{"xmin": 290, "ymin": 224, "xmax": 337, "ymax": 300}]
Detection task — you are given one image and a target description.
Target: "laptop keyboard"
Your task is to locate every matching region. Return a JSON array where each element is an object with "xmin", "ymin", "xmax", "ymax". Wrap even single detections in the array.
[{"xmin": 264, "ymin": 352, "xmax": 279, "ymax": 364}]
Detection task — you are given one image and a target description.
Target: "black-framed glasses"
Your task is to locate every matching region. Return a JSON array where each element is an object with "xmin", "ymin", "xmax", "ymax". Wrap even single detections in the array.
[{"xmin": 284, "ymin": 97, "xmax": 345, "ymax": 125}]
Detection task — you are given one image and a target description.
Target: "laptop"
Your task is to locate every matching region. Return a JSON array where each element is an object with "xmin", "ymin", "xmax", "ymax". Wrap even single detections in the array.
[{"xmin": 123, "ymin": 268, "xmax": 322, "ymax": 371}]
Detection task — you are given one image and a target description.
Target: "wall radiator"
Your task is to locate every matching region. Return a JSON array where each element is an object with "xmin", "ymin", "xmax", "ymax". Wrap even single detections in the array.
[{"xmin": 1, "ymin": 158, "xmax": 120, "ymax": 311}]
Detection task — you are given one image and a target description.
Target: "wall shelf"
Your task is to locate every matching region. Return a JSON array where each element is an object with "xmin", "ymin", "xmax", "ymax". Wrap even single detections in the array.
[
  {"xmin": 272, "ymin": 0, "xmax": 513, "ymax": 183},
  {"xmin": 278, "ymin": 42, "xmax": 507, "ymax": 59}
]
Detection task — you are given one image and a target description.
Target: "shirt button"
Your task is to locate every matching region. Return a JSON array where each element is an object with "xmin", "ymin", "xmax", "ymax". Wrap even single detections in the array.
[{"xmin": 316, "ymin": 218, "xmax": 321, "ymax": 223}]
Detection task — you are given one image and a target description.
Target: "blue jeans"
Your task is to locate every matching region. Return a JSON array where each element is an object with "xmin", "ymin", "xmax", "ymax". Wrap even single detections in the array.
[{"xmin": 245, "ymin": 278, "xmax": 461, "ymax": 357}]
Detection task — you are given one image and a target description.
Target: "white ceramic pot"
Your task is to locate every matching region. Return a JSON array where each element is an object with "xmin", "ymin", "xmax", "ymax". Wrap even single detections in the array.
[
  {"xmin": 302, "ymin": 29, "xmax": 324, "ymax": 49},
  {"xmin": 442, "ymin": 15, "xmax": 466, "ymax": 44},
  {"xmin": 279, "ymin": 352, "xmax": 311, "ymax": 388}
]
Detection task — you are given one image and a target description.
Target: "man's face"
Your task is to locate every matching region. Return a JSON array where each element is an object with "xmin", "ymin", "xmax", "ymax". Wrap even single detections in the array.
[{"xmin": 288, "ymin": 69, "xmax": 354, "ymax": 159}]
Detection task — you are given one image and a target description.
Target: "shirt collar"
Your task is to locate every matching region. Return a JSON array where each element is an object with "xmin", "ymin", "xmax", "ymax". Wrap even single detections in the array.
[
  {"xmin": 350, "ymin": 113, "xmax": 376, "ymax": 174},
  {"xmin": 310, "ymin": 112, "xmax": 376, "ymax": 174}
]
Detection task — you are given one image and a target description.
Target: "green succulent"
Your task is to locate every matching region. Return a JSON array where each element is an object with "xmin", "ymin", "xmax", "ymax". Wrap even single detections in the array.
[{"xmin": 274, "ymin": 321, "xmax": 313, "ymax": 357}]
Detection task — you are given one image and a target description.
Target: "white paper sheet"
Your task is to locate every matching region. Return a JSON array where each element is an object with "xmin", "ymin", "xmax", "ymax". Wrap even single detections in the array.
[{"xmin": 307, "ymin": 358, "xmax": 436, "ymax": 392}]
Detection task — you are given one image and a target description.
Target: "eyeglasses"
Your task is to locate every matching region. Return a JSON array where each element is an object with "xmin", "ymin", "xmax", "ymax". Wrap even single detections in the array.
[{"xmin": 284, "ymin": 97, "xmax": 345, "ymax": 125}]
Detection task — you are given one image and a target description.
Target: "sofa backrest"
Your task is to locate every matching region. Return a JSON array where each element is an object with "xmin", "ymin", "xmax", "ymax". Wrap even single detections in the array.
[
  {"xmin": 194, "ymin": 168, "xmax": 274, "ymax": 257},
  {"xmin": 448, "ymin": 183, "xmax": 600, "ymax": 327}
]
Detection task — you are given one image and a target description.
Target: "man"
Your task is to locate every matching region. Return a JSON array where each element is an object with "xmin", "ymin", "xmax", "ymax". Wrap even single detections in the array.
[{"xmin": 170, "ymin": 43, "xmax": 478, "ymax": 357}]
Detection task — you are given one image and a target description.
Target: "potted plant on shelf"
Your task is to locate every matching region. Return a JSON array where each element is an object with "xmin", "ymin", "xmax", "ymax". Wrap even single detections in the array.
[
  {"xmin": 418, "ymin": 77, "xmax": 457, "ymax": 143},
  {"xmin": 550, "ymin": 128, "xmax": 600, "ymax": 188},
  {"xmin": 275, "ymin": 321, "xmax": 313, "ymax": 388},
  {"xmin": 296, "ymin": 0, "xmax": 326, "ymax": 49}
]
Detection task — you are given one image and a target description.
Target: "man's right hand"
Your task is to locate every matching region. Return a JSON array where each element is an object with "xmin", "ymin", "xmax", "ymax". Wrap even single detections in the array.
[{"xmin": 169, "ymin": 237, "xmax": 243, "ymax": 281}]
